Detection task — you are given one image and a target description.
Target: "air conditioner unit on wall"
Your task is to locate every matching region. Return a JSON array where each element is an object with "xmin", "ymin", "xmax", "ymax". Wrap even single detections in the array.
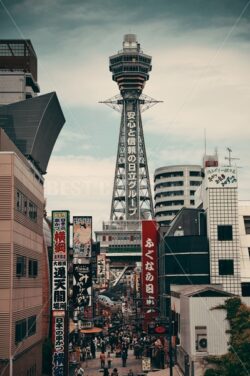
[{"xmin": 196, "ymin": 334, "xmax": 207, "ymax": 352}]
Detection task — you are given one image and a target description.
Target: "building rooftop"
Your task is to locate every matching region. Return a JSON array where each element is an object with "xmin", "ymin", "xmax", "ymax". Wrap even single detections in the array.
[{"xmin": 0, "ymin": 92, "xmax": 65, "ymax": 174}]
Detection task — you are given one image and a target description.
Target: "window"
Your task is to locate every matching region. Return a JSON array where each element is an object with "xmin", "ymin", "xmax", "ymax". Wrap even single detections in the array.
[
  {"xmin": 16, "ymin": 190, "xmax": 23, "ymax": 212},
  {"xmin": 28, "ymin": 201, "xmax": 37, "ymax": 222},
  {"xmin": 27, "ymin": 316, "xmax": 36, "ymax": 336},
  {"xmin": 248, "ymin": 248, "xmax": 250, "ymax": 259},
  {"xmin": 102, "ymin": 235, "xmax": 106, "ymax": 241},
  {"xmin": 219, "ymin": 260, "xmax": 234, "ymax": 275},
  {"xmin": 28, "ymin": 259, "xmax": 38, "ymax": 277},
  {"xmin": 108, "ymin": 235, "xmax": 112, "ymax": 241},
  {"xmin": 218, "ymin": 225, "xmax": 233, "ymax": 241},
  {"xmin": 130, "ymin": 235, "xmax": 134, "ymax": 241},
  {"xmin": 190, "ymin": 181, "xmax": 201, "ymax": 186},
  {"xmin": 190, "ymin": 200, "xmax": 195, "ymax": 205},
  {"xmin": 15, "ymin": 319, "xmax": 27, "ymax": 343},
  {"xmin": 16, "ymin": 255, "xmax": 26, "ymax": 277},
  {"xmin": 16, "ymin": 190, "xmax": 36, "ymax": 220},
  {"xmin": 190, "ymin": 171, "xmax": 201, "ymax": 177},
  {"xmin": 190, "ymin": 190, "xmax": 196, "ymax": 196},
  {"xmin": 244, "ymin": 217, "xmax": 250, "ymax": 234}
]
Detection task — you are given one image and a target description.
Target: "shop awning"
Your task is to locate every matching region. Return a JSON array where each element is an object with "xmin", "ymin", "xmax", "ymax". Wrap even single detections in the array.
[{"xmin": 80, "ymin": 327, "xmax": 103, "ymax": 334}]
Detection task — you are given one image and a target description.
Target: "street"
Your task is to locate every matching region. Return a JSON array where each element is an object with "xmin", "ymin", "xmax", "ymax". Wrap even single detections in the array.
[{"xmin": 69, "ymin": 349, "xmax": 181, "ymax": 376}]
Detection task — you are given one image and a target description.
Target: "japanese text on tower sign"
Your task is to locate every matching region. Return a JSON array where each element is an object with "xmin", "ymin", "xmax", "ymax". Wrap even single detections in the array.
[
  {"xmin": 127, "ymin": 111, "xmax": 137, "ymax": 217},
  {"xmin": 144, "ymin": 237, "xmax": 156, "ymax": 306}
]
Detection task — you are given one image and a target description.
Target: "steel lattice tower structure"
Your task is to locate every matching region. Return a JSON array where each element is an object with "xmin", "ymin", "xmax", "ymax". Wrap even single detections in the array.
[{"xmin": 104, "ymin": 34, "xmax": 158, "ymax": 221}]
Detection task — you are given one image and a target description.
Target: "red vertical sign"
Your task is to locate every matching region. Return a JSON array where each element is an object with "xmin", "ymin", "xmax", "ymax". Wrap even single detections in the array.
[{"xmin": 142, "ymin": 220, "xmax": 158, "ymax": 323}]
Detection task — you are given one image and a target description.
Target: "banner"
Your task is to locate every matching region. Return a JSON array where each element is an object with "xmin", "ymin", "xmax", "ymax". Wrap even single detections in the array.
[
  {"xmin": 52, "ymin": 211, "xmax": 69, "ymax": 261},
  {"xmin": 97, "ymin": 253, "xmax": 107, "ymax": 289},
  {"xmin": 73, "ymin": 216, "xmax": 92, "ymax": 257},
  {"xmin": 205, "ymin": 167, "xmax": 237, "ymax": 188},
  {"xmin": 142, "ymin": 220, "xmax": 158, "ymax": 320},
  {"xmin": 52, "ymin": 312, "xmax": 65, "ymax": 375},
  {"xmin": 73, "ymin": 263, "xmax": 92, "ymax": 307},
  {"xmin": 52, "ymin": 261, "xmax": 67, "ymax": 311},
  {"xmin": 51, "ymin": 211, "xmax": 69, "ymax": 375}
]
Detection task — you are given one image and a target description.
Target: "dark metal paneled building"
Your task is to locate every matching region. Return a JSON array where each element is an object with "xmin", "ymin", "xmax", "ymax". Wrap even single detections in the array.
[
  {"xmin": 0, "ymin": 92, "xmax": 65, "ymax": 174},
  {"xmin": 159, "ymin": 208, "xmax": 210, "ymax": 318}
]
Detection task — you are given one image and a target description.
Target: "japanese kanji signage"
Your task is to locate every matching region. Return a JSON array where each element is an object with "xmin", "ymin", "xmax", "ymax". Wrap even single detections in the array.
[
  {"xmin": 73, "ymin": 216, "xmax": 92, "ymax": 257},
  {"xmin": 142, "ymin": 220, "xmax": 158, "ymax": 318},
  {"xmin": 51, "ymin": 211, "xmax": 69, "ymax": 375},
  {"xmin": 73, "ymin": 263, "xmax": 92, "ymax": 307},
  {"xmin": 52, "ymin": 312, "xmax": 66, "ymax": 376},
  {"xmin": 52, "ymin": 211, "xmax": 69, "ymax": 261},
  {"xmin": 126, "ymin": 107, "xmax": 138, "ymax": 218},
  {"xmin": 206, "ymin": 167, "xmax": 237, "ymax": 188},
  {"xmin": 97, "ymin": 254, "xmax": 107, "ymax": 289},
  {"xmin": 52, "ymin": 261, "xmax": 67, "ymax": 310}
]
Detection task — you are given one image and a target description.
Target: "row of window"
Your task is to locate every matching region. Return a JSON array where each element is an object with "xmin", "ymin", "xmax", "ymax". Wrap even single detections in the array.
[
  {"xmin": 157, "ymin": 210, "xmax": 179, "ymax": 217},
  {"xmin": 155, "ymin": 170, "xmax": 202, "ymax": 180},
  {"xmin": 16, "ymin": 190, "xmax": 38, "ymax": 222},
  {"xmin": 155, "ymin": 200, "xmax": 184, "ymax": 208},
  {"xmin": 155, "ymin": 190, "xmax": 196, "ymax": 200},
  {"xmin": 16, "ymin": 255, "xmax": 38, "ymax": 278},
  {"xmin": 112, "ymin": 65, "xmax": 149, "ymax": 74},
  {"xmin": 155, "ymin": 181, "xmax": 201, "ymax": 189},
  {"xmin": 110, "ymin": 55, "xmax": 151, "ymax": 65},
  {"xmin": 15, "ymin": 315, "xmax": 36, "ymax": 343}
]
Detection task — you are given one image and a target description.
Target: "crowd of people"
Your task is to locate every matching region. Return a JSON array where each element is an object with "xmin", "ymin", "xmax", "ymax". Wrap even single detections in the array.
[{"xmin": 71, "ymin": 327, "xmax": 168, "ymax": 376}]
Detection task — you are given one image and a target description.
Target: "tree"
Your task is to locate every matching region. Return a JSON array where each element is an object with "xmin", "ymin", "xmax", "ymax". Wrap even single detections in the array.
[{"xmin": 204, "ymin": 297, "xmax": 250, "ymax": 376}]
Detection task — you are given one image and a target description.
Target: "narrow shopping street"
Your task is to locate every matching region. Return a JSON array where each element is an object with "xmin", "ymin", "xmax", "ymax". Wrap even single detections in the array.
[{"xmin": 69, "ymin": 349, "xmax": 181, "ymax": 376}]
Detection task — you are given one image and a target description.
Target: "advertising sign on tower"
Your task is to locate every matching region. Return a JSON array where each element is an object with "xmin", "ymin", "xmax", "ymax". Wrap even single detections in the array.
[{"xmin": 142, "ymin": 220, "xmax": 158, "ymax": 321}]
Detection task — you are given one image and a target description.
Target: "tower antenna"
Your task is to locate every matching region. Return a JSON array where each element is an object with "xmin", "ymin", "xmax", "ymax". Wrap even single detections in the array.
[
  {"xmin": 225, "ymin": 147, "xmax": 240, "ymax": 166},
  {"xmin": 103, "ymin": 34, "xmax": 161, "ymax": 220}
]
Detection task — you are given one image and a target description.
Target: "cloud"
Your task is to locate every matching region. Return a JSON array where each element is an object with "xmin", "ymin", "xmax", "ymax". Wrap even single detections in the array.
[{"xmin": 45, "ymin": 155, "xmax": 115, "ymax": 231}]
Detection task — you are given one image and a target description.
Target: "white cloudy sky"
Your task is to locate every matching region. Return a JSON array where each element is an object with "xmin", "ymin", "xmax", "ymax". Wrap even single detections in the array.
[{"xmin": 1, "ymin": 0, "xmax": 250, "ymax": 231}]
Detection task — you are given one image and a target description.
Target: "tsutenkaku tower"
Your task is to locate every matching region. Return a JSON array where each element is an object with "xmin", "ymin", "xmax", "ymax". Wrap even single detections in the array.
[{"xmin": 106, "ymin": 34, "xmax": 157, "ymax": 221}]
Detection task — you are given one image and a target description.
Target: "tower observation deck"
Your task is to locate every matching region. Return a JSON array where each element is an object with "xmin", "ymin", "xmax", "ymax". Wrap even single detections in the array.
[{"xmin": 108, "ymin": 34, "xmax": 154, "ymax": 221}]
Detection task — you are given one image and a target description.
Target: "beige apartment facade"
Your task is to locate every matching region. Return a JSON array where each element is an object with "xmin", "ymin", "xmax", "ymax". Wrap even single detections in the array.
[{"xmin": 0, "ymin": 131, "xmax": 45, "ymax": 375}]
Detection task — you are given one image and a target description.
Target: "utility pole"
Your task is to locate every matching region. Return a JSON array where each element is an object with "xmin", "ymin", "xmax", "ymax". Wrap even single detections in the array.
[{"xmin": 169, "ymin": 320, "xmax": 175, "ymax": 376}]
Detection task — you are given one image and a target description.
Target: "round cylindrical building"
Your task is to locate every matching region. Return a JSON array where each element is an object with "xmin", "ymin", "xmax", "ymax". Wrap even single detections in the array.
[{"xmin": 154, "ymin": 165, "xmax": 203, "ymax": 226}]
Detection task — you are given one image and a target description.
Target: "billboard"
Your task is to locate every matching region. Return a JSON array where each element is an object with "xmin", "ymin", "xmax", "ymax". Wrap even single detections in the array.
[
  {"xmin": 52, "ymin": 261, "xmax": 67, "ymax": 311},
  {"xmin": 52, "ymin": 312, "xmax": 66, "ymax": 376},
  {"xmin": 52, "ymin": 211, "xmax": 69, "ymax": 261},
  {"xmin": 205, "ymin": 167, "xmax": 237, "ymax": 188},
  {"xmin": 142, "ymin": 220, "xmax": 158, "ymax": 319},
  {"xmin": 125, "ymin": 107, "xmax": 138, "ymax": 219},
  {"xmin": 73, "ymin": 262, "xmax": 92, "ymax": 307},
  {"xmin": 51, "ymin": 211, "xmax": 69, "ymax": 375},
  {"xmin": 73, "ymin": 216, "xmax": 92, "ymax": 257},
  {"xmin": 97, "ymin": 253, "xmax": 107, "ymax": 289}
]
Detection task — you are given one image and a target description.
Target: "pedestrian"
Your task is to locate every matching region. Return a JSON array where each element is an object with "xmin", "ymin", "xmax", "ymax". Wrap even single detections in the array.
[
  {"xmin": 100, "ymin": 351, "xmax": 106, "ymax": 368},
  {"xmin": 121, "ymin": 349, "xmax": 127, "ymax": 367},
  {"xmin": 107, "ymin": 351, "xmax": 112, "ymax": 369},
  {"xmin": 91, "ymin": 340, "xmax": 96, "ymax": 359},
  {"xmin": 111, "ymin": 367, "xmax": 119, "ymax": 376},
  {"xmin": 103, "ymin": 366, "xmax": 110, "ymax": 376},
  {"xmin": 86, "ymin": 344, "xmax": 91, "ymax": 359},
  {"xmin": 74, "ymin": 364, "xmax": 84, "ymax": 376},
  {"xmin": 127, "ymin": 369, "xmax": 134, "ymax": 376}
]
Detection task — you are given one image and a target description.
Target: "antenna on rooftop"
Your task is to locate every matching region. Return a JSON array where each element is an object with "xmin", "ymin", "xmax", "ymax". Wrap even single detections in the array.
[{"xmin": 225, "ymin": 147, "xmax": 240, "ymax": 166}]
